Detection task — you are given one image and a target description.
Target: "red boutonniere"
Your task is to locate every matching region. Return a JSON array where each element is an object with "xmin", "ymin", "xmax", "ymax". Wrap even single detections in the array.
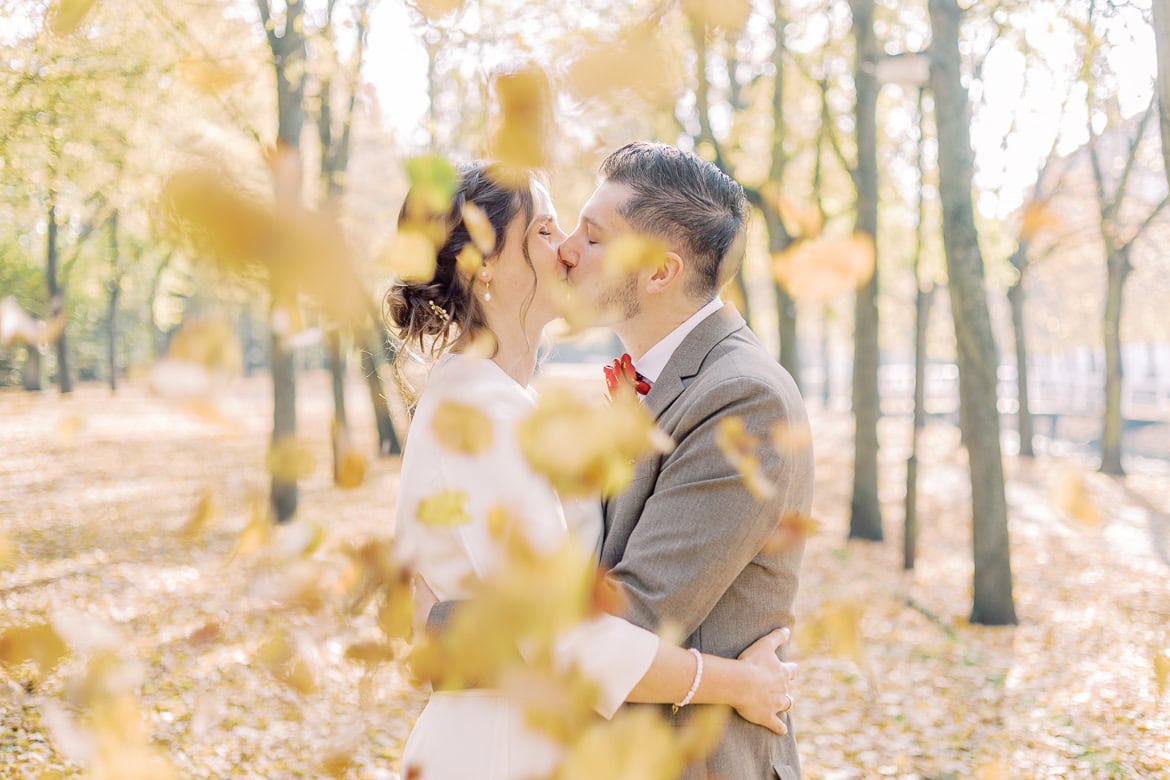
[{"xmin": 604, "ymin": 353, "xmax": 651, "ymax": 396}]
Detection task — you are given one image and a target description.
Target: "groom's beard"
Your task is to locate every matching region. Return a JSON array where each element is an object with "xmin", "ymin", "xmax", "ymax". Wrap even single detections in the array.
[{"xmin": 597, "ymin": 274, "xmax": 641, "ymax": 321}]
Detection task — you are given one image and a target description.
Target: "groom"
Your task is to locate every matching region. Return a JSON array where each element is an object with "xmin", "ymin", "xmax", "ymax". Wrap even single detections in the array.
[{"xmin": 557, "ymin": 142, "xmax": 812, "ymax": 780}]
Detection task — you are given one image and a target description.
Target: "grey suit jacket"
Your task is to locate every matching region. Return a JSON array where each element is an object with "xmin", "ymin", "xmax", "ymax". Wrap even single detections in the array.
[{"xmin": 602, "ymin": 304, "xmax": 812, "ymax": 780}]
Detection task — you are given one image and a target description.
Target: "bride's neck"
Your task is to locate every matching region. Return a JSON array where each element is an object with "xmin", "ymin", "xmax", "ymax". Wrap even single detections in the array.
[{"xmin": 479, "ymin": 315, "xmax": 546, "ymax": 387}]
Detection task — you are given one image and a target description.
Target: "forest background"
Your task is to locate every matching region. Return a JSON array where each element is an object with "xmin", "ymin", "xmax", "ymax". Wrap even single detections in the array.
[{"xmin": 2, "ymin": 0, "xmax": 1170, "ymax": 777}]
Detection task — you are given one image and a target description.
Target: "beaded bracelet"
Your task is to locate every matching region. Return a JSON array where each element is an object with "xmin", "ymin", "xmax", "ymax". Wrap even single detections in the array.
[{"xmin": 672, "ymin": 647, "xmax": 703, "ymax": 713}]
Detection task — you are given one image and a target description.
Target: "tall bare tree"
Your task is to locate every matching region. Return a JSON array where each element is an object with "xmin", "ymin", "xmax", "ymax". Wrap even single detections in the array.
[
  {"xmin": 929, "ymin": 0, "xmax": 1016, "ymax": 625},
  {"xmin": 848, "ymin": 0, "xmax": 882, "ymax": 541},
  {"xmin": 258, "ymin": 0, "xmax": 307, "ymax": 523},
  {"xmin": 1154, "ymin": 0, "xmax": 1170, "ymax": 189}
]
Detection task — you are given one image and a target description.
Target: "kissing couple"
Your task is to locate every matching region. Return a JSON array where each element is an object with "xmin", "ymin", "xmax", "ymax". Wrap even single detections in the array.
[{"xmin": 389, "ymin": 142, "xmax": 813, "ymax": 780}]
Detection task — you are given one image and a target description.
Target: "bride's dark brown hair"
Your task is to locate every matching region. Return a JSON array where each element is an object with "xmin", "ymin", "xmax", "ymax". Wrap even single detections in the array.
[{"xmin": 384, "ymin": 162, "xmax": 538, "ymax": 359}]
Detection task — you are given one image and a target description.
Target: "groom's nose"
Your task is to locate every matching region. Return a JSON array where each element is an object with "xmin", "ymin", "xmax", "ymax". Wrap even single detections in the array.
[{"xmin": 558, "ymin": 238, "xmax": 579, "ymax": 271}]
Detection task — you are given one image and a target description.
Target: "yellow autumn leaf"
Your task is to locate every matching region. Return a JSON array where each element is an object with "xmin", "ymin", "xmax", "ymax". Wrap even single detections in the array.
[
  {"xmin": 0, "ymin": 297, "xmax": 65, "ymax": 347},
  {"xmin": 456, "ymin": 244, "xmax": 484, "ymax": 276},
  {"xmin": 715, "ymin": 416, "xmax": 776, "ymax": 499},
  {"xmin": 770, "ymin": 418, "xmax": 813, "ymax": 454},
  {"xmin": 404, "ymin": 154, "xmax": 459, "ymax": 220},
  {"xmin": 1020, "ymin": 199, "xmax": 1062, "ymax": 241},
  {"xmin": 417, "ymin": 490, "xmax": 472, "ymax": 527},
  {"xmin": 462, "ymin": 202, "xmax": 497, "ymax": 255},
  {"xmin": 414, "ymin": 0, "xmax": 464, "ymax": 21},
  {"xmin": 602, "ymin": 234, "xmax": 669, "ymax": 278},
  {"xmin": 344, "ymin": 641, "xmax": 397, "ymax": 667},
  {"xmin": 517, "ymin": 388, "xmax": 672, "ymax": 499},
  {"xmin": 266, "ymin": 436, "xmax": 316, "ymax": 482},
  {"xmin": 806, "ymin": 600, "xmax": 865, "ymax": 666},
  {"xmin": 1154, "ymin": 647, "xmax": 1169, "ymax": 697},
  {"xmin": 0, "ymin": 622, "xmax": 68, "ymax": 676},
  {"xmin": 432, "ymin": 401, "xmax": 495, "ymax": 455},
  {"xmin": 180, "ymin": 489, "xmax": 219, "ymax": 538},
  {"xmin": 760, "ymin": 184, "xmax": 824, "ymax": 240},
  {"xmin": 565, "ymin": 24, "xmax": 683, "ymax": 109},
  {"xmin": 377, "ymin": 581, "xmax": 414, "ymax": 642},
  {"xmin": 555, "ymin": 707, "xmax": 682, "ymax": 780},
  {"xmin": 47, "ymin": 0, "xmax": 97, "ymax": 35},
  {"xmin": 761, "ymin": 511, "xmax": 820, "ymax": 555},
  {"xmin": 381, "ymin": 229, "xmax": 438, "ymax": 282},
  {"xmin": 178, "ymin": 58, "xmax": 245, "ymax": 95},
  {"xmin": 231, "ymin": 497, "xmax": 271, "ymax": 558},
  {"xmin": 257, "ymin": 633, "xmax": 316, "ymax": 694},
  {"xmin": 773, "ymin": 233, "xmax": 876, "ymax": 302},
  {"xmin": 1050, "ymin": 468, "xmax": 1100, "ymax": 527},
  {"xmin": 489, "ymin": 66, "xmax": 553, "ymax": 176},
  {"xmin": 681, "ymin": 0, "xmax": 751, "ymax": 32}
]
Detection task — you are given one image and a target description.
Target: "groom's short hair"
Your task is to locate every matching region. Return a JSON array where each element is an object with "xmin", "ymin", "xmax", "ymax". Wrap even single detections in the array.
[{"xmin": 599, "ymin": 142, "xmax": 747, "ymax": 299}]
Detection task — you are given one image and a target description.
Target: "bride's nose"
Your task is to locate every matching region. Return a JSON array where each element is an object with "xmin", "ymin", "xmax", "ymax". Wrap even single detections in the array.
[{"xmin": 558, "ymin": 238, "xmax": 579, "ymax": 269}]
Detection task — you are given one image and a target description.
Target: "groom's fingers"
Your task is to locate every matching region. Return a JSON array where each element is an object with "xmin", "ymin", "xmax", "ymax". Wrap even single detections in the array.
[
  {"xmin": 783, "ymin": 661, "xmax": 798, "ymax": 681},
  {"xmin": 766, "ymin": 714, "xmax": 789, "ymax": 735},
  {"xmin": 765, "ymin": 627, "xmax": 790, "ymax": 652}
]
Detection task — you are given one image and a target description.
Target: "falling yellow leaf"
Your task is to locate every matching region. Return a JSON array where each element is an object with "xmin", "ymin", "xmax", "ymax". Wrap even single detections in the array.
[
  {"xmin": 517, "ymin": 388, "xmax": 672, "ymax": 499},
  {"xmin": 565, "ymin": 24, "xmax": 683, "ymax": 109},
  {"xmin": 178, "ymin": 58, "xmax": 245, "ymax": 94},
  {"xmin": 377, "ymin": 583, "xmax": 414, "ymax": 642},
  {"xmin": 257, "ymin": 633, "xmax": 316, "ymax": 694},
  {"xmin": 404, "ymin": 154, "xmax": 459, "ymax": 220},
  {"xmin": 462, "ymin": 202, "xmax": 497, "ymax": 255},
  {"xmin": 555, "ymin": 707, "xmax": 682, "ymax": 780},
  {"xmin": 761, "ymin": 511, "xmax": 820, "ymax": 555},
  {"xmin": 55, "ymin": 414, "xmax": 85, "ymax": 440},
  {"xmin": 432, "ymin": 401, "xmax": 495, "ymax": 455},
  {"xmin": 180, "ymin": 489, "xmax": 219, "ymax": 538},
  {"xmin": 1050, "ymin": 468, "xmax": 1100, "ymax": 527},
  {"xmin": 0, "ymin": 622, "xmax": 68, "ymax": 676},
  {"xmin": 760, "ymin": 184, "xmax": 824, "ymax": 240},
  {"xmin": 417, "ymin": 490, "xmax": 472, "ymax": 527},
  {"xmin": 602, "ymin": 234, "xmax": 669, "ymax": 278},
  {"xmin": 456, "ymin": 244, "xmax": 484, "ymax": 276},
  {"xmin": 1020, "ymin": 199, "xmax": 1062, "ymax": 241},
  {"xmin": 266, "ymin": 436, "xmax": 316, "ymax": 482},
  {"xmin": 681, "ymin": 0, "xmax": 751, "ymax": 32},
  {"xmin": 770, "ymin": 418, "xmax": 813, "ymax": 454},
  {"xmin": 414, "ymin": 0, "xmax": 464, "ymax": 21},
  {"xmin": 381, "ymin": 229, "xmax": 438, "ymax": 282},
  {"xmin": 344, "ymin": 641, "xmax": 397, "ymax": 667},
  {"xmin": 805, "ymin": 600, "xmax": 865, "ymax": 666},
  {"xmin": 715, "ymin": 416, "xmax": 776, "ymax": 499},
  {"xmin": 0, "ymin": 528, "xmax": 13, "ymax": 570},
  {"xmin": 47, "ymin": 0, "xmax": 97, "ymax": 35},
  {"xmin": 772, "ymin": 233, "xmax": 876, "ymax": 302},
  {"xmin": 489, "ymin": 66, "xmax": 553, "ymax": 177},
  {"xmin": 231, "ymin": 497, "xmax": 271, "ymax": 558},
  {"xmin": 1154, "ymin": 646, "xmax": 1169, "ymax": 697}
]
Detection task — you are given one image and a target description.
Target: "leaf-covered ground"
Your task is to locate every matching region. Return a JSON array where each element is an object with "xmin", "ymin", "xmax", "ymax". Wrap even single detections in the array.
[{"xmin": 1, "ymin": 374, "xmax": 1168, "ymax": 779}]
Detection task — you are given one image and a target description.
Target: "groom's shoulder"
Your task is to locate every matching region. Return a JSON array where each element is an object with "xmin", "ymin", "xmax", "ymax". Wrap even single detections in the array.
[{"xmin": 700, "ymin": 327, "xmax": 801, "ymax": 399}]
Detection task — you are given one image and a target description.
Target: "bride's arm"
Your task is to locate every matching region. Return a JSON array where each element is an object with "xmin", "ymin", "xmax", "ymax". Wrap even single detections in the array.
[{"xmin": 625, "ymin": 628, "xmax": 796, "ymax": 735}]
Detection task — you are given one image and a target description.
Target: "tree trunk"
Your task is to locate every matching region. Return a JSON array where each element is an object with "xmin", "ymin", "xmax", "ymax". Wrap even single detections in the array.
[
  {"xmin": 1153, "ymin": 0, "xmax": 1170, "ymax": 191},
  {"xmin": 261, "ymin": 0, "xmax": 308, "ymax": 523},
  {"xmin": 328, "ymin": 329, "xmax": 350, "ymax": 482},
  {"xmin": 23, "ymin": 346, "xmax": 42, "ymax": 391},
  {"xmin": 905, "ymin": 89, "xmax": 931, "ymax": 571},
  {"xmin": 849, "ymin": 0, "xmax": 882, "ymax": 541},
  {"xmin": 1100, "ymin": 249, "xmax": 1130, "ymax": 475},
  {"xmin": 360, "ymin": 337, "xmax": 401, "ymax": 456},
  {"xmin": 107, "ymin": 211, "xmax": 120, "ymax": 393},
  {"xmin": 929, "ymin": 0, "xmax": 1017, "ymax": 625},
  {"xmin": 1007, "ymin": 246, "xmax": 1033, "ymax": 456},
  {"xmin": 46, "ymin": 201, "xmax": 72, "ymax": 395}
]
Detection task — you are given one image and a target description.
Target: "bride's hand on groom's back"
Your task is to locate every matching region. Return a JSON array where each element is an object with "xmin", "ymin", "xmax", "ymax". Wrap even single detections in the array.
[{"xmin": 734, "ymin": 627, "xmax": 798, "ymax": 735}]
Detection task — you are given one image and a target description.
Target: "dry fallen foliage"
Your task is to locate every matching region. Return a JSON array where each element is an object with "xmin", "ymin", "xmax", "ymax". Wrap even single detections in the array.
[{"xmin": 1, "ymin": 375, "xmax": 1168, "ymax": 778}]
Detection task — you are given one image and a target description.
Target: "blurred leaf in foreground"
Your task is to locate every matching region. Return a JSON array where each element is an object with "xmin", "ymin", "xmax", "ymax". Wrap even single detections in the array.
[
  {"xmin": 0, "ymin": 622, "xmax": 68, "ymax": 676},
  {"xmin": 517, "ymin": 388, "xmax": 672, "ymax": 499},
  {"xmin": 47, "ymin": 0, "xmax": 97, "ymax": 35},
  {"xmin": 417, "ymin": 490, "xmax": 473, "ymax": 528},
  {"xmin": 0, "ymin": 297, "xmax": 66, "ymax": 348},
  {"xmin": 772, "ymin": 234, "xmax": 875, "ymax": 302},
  {"xmin": 1050, "ymin": 468, "xmax": 1101, "ymax": 527},
  {"xmin": 602, "ymin": 234, "xmax": 668, "ymax": 278},
  {"xmin": 715, "ymin": 416, "xmax": 776, "ymax": 499},
  {"xmin": 432, "ymin": 400, "xmax": 495, "ymax": 455}
]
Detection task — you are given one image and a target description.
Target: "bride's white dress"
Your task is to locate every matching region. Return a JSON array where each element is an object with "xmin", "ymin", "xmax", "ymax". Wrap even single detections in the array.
[{"xmin": 395, "ymin": 353, "xmax": 659, "ymax": 780}]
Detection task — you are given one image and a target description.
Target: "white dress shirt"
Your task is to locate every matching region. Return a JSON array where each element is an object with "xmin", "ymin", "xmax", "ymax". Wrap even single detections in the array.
[{"xmin": 633, "ymin": 297, "xmax": 725, "ymax": 383}]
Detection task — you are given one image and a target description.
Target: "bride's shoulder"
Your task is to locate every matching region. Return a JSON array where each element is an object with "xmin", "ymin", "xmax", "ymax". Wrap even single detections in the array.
[{"xmin": 419, "ymin": 354, "xmax": 531, "ymax": 415}]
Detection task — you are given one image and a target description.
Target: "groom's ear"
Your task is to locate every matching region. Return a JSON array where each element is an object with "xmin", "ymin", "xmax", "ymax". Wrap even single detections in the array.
[{"xmin": 644, "ymin": 251, "xmax": 684, "ymax": 295}]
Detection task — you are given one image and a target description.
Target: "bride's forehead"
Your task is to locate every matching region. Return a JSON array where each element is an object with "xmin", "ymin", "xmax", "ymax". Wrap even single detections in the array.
[{"xmin": 530, "ymin": 181, "xmax": 557, "ymax": 218}]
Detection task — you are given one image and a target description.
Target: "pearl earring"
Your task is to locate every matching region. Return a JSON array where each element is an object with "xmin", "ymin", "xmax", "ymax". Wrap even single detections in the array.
[{"xmin": 482, "ymin": 277, "xmax": 492, "ymax": 302}]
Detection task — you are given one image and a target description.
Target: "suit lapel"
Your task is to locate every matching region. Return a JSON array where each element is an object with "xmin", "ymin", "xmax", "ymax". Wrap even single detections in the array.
[{"xmin": 643, "ymin": 304, "xmax": 746, "ymax": 421}]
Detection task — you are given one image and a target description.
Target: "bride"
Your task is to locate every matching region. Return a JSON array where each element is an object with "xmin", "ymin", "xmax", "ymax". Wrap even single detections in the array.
[{"xmin": 386, "ymin": 162, "xmax": 795, "ymax": 779}]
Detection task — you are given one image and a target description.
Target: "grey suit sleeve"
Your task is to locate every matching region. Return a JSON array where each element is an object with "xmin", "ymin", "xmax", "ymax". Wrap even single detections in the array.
[
  {"xmin": 607, "ymin": 376, "xmax": 806, "ymax": 640},
  {"xmin": 426, "ymin": 599, "xmax": 461, "ymax": 634}
]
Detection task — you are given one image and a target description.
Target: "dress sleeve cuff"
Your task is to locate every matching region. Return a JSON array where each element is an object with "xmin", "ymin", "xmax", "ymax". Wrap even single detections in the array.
[{"xmin": 553, "ymin": 613, "xmax": 659, "ymax": 719}]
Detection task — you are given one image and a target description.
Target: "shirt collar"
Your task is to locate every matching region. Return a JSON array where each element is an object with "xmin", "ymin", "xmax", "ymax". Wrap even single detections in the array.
[{"xmin": 633, "ymin": 298, "xmax": 725, "ymax": 383}]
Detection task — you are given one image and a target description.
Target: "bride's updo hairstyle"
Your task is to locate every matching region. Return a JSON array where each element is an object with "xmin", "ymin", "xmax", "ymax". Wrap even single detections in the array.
[{"xmin": 385, "ymin": 162, "xmax": 536, "ymax": 358}]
